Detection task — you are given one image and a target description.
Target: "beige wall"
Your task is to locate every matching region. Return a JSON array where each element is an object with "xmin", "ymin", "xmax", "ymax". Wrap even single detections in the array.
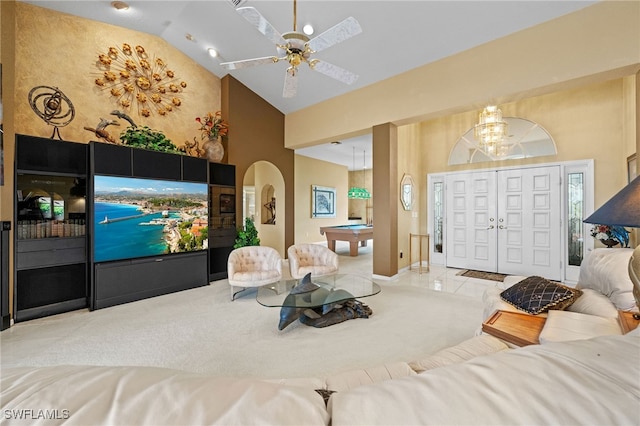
[
  {"xmin": 252, "ymin": 161, "xmax": 285, "ymax": 257},
  {"xmin": 1, "ymin": 2, "xmax": 221, "ymax": 220},
  {"xmin": 281, "ymin": 0, "xmax": 639, "ymax": 273},
  {"xmin": 420, "ymin": 78, "xmax": 630, "ymax": 207},
  {"xmin": 12, "ymin": 3, "xmax": 220, "ymax": 145},
  {"xmin": 15, "ymin": 3, "xmax": 220, "ymax": 146},
  {"xmin": 294, "ymin": 155, "xmax": 349, "ymax": 244},
  {"xmin": 0, "ymin": 1, "xmax": 16, "ymax": 222},
  {"xmin": 223, "ymin": 76, "xmax": 294, "ymax": 252},
  {"xmin": 397, "ymin": 124, "xmax": 424, "ymax": 270},
  {"xmin": 284, "ymin": 1, "xmax": 640, "ymax": 149}
]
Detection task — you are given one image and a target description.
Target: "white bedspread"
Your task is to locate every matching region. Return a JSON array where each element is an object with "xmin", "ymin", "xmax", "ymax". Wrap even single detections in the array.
[
  {"xmin": 1, "ymin": 365, "xmax": 329, "ymax": 425},
  {"xmin": 3, "ymin": 331, "xmax": 639, "ymax": 425},
  {"xmin": 330, "ymin": 330, "xmax": 640, "ymax": 425}
]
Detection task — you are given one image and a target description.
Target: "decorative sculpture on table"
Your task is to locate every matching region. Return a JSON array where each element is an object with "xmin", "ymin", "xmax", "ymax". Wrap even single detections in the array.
[
  {"xmin": 278, "ymin": 273, "xmax": 319, "ymax": 330},
  {"xmin": 28, "ymin": 85, "xmax": 75, "ymax": 140},
  {"xmin": 179, "ymin": 137, "xmax": 205, "ymax": 158},
  {"xmin": 278, "ymin": 273, "xmax": 372, "ymax": 330}
]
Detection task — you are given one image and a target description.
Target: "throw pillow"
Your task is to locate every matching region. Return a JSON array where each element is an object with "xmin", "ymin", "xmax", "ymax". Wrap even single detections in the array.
[
  {"xmin": 567, "ymin": 288, "xmax": 619, "ymax": 319},
  {"xmin": 500, "ymin": 276, "xmax": 582, "ymax": 315},
  {"xmin": 538, "ymin": 310, "xmax": 622, "ymax": 344}
]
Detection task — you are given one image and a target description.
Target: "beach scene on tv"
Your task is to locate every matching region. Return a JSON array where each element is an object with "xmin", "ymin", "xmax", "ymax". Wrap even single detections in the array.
[{"xmin": 93, "ymin": 175, "xmax": 208, "ymax": 263}]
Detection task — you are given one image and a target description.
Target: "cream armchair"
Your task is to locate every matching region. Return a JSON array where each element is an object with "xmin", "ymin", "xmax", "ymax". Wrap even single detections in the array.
[
  {"xmin": 227, "ymin": 246, "xmax": 283, "ymax": 300},
  {"xmin": 287, "ymin": 244, "xmax": 339, "ymax": 279}
]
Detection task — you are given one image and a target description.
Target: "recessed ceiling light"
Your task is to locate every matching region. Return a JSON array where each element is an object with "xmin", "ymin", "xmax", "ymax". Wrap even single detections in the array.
[
  {"xmin": 207, "ymin": 48, "xmax": 219, "ymax": 58},
  {"xmin": 303, "ymin": 24, "xmax": 314, "ymax": 36},
  {"xmin": 330, "ymin": 141, "xmax": 342, "ymax": 145},
  {"xmin": 185, "ymin": 33, "xmax": 196, "ymax": 42},
  {"xmin": 111, "ymin": 1, "xmax": 129, "ymax": 11}
]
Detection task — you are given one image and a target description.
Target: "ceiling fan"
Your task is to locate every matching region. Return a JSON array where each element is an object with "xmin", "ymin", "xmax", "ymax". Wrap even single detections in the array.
[{"xmin": 220, "ymin": 0, "xmax": 362, "ymax": 98}]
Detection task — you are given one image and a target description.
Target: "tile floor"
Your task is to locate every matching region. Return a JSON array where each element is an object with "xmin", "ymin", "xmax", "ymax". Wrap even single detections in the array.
[{"xmin": 331, "ymin": 240, "xmax": 500, "ymax": 299}]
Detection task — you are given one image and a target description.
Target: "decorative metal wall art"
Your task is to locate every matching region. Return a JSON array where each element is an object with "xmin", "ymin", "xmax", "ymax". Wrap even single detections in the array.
[
  {"xmin": 28, "ymin": 85, "xmax": 76, "ymax": 140},
  {"xmin": 93, "ymin": 43, "xmax": 187, "ymax": 118}
]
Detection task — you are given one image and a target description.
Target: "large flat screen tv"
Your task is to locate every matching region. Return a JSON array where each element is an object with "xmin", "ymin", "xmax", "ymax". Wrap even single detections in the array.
[{"xmin": 93, "ymin": 175, "xmax": 208, "ymax": 263}]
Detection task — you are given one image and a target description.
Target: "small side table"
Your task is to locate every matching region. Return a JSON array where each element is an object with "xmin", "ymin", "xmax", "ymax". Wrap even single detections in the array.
[
  {"xmin": 482, "ymin": 310, "xmax": 546, "ymax": 346},
  {"xmin": 409, "ymin": 233, "xmax": 430, "ymax": 273},
  {"xmin": 618, "ymin": 310, "xmax": 640, "ymax": 334}
]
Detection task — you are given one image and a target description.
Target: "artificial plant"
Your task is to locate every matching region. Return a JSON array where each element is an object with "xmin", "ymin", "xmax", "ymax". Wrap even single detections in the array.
[
  {"xmin": 120, "ymin": 126, "xmax": 182, "ymax": 153},
  {"xmin": 234, "ymin": 217, "xmax": 260, "ymax": 248}
]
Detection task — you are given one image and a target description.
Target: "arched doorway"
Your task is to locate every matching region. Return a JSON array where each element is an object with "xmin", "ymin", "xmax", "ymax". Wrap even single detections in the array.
[{"xmin": 243, "ymin": 161, "xmax": 286, "ymax": 257}]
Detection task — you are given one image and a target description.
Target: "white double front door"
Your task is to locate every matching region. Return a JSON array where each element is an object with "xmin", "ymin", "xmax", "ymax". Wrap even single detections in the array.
[{"xmin": 445, "ymin": 166, "xmax": 561, "ymax": 280}]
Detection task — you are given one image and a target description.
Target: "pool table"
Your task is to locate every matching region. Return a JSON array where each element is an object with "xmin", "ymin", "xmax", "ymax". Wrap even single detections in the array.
[{"xmin": 319, "ymin": 224, "xmax": 373, "ymax": 256}]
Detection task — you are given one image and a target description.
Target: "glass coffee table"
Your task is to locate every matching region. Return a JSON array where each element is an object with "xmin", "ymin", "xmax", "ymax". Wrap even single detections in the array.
[{"xmin": 256, "ymin": 274, "xmax": 381, "ymax": 329}]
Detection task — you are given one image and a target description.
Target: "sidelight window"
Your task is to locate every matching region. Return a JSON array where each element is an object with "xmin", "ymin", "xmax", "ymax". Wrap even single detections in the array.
[{"xmin": 567, "ymin": 172, "xmax": 584, "ymax": 267}]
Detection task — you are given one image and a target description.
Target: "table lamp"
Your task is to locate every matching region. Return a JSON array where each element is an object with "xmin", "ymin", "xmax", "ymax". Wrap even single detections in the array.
[{"xmin": 584, "ymin": 175, "xmax": 640, "ymax": 228}]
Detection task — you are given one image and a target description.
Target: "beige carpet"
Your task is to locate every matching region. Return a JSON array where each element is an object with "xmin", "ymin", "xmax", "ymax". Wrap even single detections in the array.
[{"xmin": 0, "ymin": 278, "xmax": 483, "ymax": 380}]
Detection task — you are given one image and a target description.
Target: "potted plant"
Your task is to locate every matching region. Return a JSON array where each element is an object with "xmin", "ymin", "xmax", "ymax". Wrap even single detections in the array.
[{"xmin": 234, "ymin": 217, "xmax": 260, "ymax": 248}]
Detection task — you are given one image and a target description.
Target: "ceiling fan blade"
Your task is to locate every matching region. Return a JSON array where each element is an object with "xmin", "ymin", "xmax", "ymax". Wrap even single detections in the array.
[
  {"xmin": 236, "ymin": 6, "xmax": 286, "ymax": 46},
  {"xmin": 220, "ymin": 56, "xmax": 277, "ymax": 70},
  {"xmin": 307, "ymin": 17, "xmax": 362, "ymax": 53},
  {"xmin": 310, "ymin": 60, "xmax": 359, "ymax": 85},
  {"xmin": 283, "ymin": 69, "xmax": 298, "ymax": 98}
]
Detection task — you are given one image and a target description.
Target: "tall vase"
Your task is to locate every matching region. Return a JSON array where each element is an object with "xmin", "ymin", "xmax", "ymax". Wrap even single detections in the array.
[{"xmin": 202, "ymin": 137, "xmax": 224, "ymax": 163}]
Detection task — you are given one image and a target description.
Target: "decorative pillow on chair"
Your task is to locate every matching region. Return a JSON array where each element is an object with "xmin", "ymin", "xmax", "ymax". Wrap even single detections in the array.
[{"xmin": 500, "ymin": 276, "xmax": 582, "ymax": 315}]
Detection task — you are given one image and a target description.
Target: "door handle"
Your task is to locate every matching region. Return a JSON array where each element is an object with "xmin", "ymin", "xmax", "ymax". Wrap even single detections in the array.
[
  {"xmin": 487, "ymin": 225, "xmax": 495, "ymax": 230},
  {"xmin": 499, "ymin": 225, "xmax": 507, "ymax": 229}
]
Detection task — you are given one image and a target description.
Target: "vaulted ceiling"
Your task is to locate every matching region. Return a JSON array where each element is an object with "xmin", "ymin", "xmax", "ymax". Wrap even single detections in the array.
[{"xmin": 21, "ymin": 0, "xmax": 598, "ymax": 168}]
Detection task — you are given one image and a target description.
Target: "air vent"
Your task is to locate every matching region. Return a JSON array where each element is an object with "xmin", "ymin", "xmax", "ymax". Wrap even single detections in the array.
[{"xmin": 227, "ymin": 0, "xmax": 247, "ymax": 8}]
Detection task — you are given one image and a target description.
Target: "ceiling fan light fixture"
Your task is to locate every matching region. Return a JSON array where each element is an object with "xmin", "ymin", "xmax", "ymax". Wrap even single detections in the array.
[
  {"xmin": 303, "ymin": 24, "xmax": 314, "ymax": 35},
  {"xmin": 226, "ymin": 3, "xmax": 362, "ymax": 98}
]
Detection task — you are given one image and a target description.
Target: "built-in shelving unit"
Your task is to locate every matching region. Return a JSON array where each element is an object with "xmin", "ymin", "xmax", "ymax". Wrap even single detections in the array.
[
  {"xmin": 209, "ymin": 162, "xmax": 236, "ymax": 281},
  {"xmin": 10, "ymin": 136, "xmax": 237, "ymax": 324},
  {"xmin": 14, "ymin": 135, "xmax": 88, "ymax": 322}
]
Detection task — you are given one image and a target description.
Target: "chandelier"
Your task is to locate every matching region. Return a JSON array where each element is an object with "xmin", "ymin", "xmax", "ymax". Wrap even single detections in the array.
[
  {"xmin": 348, "ymin": 147, "xmax": 371, "ymax": 199},
  {"xmin": 474, "ymin": 105, "xmax": 508, "ymax": 155}
]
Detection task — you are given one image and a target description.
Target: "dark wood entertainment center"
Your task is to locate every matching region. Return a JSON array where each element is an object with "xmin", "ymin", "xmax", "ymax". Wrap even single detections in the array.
[{"xmin": 12, "ymin": 134, "xmax": 236, "ymax": 322}]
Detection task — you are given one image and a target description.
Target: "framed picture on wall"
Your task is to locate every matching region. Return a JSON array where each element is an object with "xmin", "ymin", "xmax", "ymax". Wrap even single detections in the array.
[
  {"xmin": 627, "ymin": 153, "xmax": 637, "ymax": 183},
  {"xmin": 311, "ymin": 185, "xmax": 336, "ymax": 218}
]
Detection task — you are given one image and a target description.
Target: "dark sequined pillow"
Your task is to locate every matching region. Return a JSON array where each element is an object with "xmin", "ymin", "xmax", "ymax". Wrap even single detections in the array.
[{"xmin": 500, "ymin": 276, "xmax": 582, "ymax": 315}]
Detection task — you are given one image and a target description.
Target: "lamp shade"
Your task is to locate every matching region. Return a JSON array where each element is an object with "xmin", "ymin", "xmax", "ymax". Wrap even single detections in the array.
[
  {"xmin": 584, "ymin": 175, "xmax": 640, "ymax": 227},
  {"xmin": 348, "ymin": 187, "xmax": 371, "ymax": 199}
]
